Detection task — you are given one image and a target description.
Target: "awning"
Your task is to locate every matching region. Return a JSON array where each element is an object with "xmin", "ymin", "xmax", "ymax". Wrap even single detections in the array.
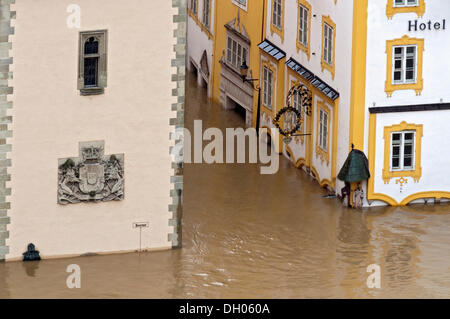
[
  {"xmin": 338, "ymin": 149, "xmax": 371, "ymax": 183},
  {"xmin": 258, "ymin": 39, "xmax": 286, "ymax": 61},
  {"xmin": 286, "ymin": 58, "xmax": 340, "ymax": 101},
  {"xmin": 286, "ymin": 58, "xmax": 314, "ymax": 81}
]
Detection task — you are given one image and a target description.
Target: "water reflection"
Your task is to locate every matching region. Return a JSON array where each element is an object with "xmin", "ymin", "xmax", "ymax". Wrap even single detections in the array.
[
  {"xmin": 0, "ymin": 72, "xmax": 449, "ymax": 298},
  {"xmin": 22, "ymin": 261, "xmax": 40, "ymax": 278}
]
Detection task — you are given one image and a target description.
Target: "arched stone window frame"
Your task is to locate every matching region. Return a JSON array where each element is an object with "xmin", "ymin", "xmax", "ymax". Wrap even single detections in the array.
[{"xmin": 78, "ymin": 30, "xmax": 108, "ymax": 95}]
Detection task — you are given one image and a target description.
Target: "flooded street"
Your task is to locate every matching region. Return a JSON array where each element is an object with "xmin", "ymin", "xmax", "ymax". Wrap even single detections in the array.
[{"xmin": 1, "ymin": 72, "xmax": 450, "ymax": 298}]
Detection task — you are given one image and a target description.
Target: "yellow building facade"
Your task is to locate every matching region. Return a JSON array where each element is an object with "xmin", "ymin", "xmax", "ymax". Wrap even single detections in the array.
[
  {"xmin": 211, "ymin": 0, "xmax": 267, "ymax": 130},
  {"xmin": 189, "ymin": 0, "xmax": 450, "ymax": 207}
]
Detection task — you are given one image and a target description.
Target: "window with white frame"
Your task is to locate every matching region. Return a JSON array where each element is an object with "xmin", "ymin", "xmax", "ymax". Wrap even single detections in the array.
[
  {"xmin": 263, "ymin": 67, "xmax": 274, "ymax": 109},
  {"xmin": 391, "ymin": 131, "xmax": 415, "ymax": 170},
  {"xmin": 318, "ymin": 108, "xmax": 328, "ymax": 150},
  {"xmin": 190, "ymin": 0, "xmax": 197, "ymax": 14},
  {"xmin": 273, "ymin": 0, "xmax": 283, "ymax": 29},
  {"xmin": 203, "ymin": 0, "xmax": 210, "ymax": 29},
  {"xmin": 393, "ymin": 45, "xmax": 416, "ymax": 84},
  {"xmin": 298, "ymin": 5, "xmax": 309, "ymax": 46},
  {"xmin": 323, "ymin": 23, "xmax": 333, "ymax": 66},
  {"xmin": 226, "ymin": 36, "xmax": 247, "ymax": 70},
  {"xmin": 394, "ymin": 0, "xmax": 418, "ymax": 7}
]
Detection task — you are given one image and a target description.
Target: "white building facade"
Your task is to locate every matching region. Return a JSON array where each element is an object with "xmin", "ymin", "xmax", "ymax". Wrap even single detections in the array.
[
  {"xmin": 187, "ymin": 0, "xmax": 215, "ymax": 96},
  {"xmin": 365, "ymin": 0, "xmax": 450, "ymax": 206},
  {"xmin": 260, "ymin": 0, "xmax": 354, "ymax": 194},
  {"xmin": 259, "ymin": 0, "xmax": 450, "ymax": 207},
  {"xmin": 0, "ymin": 0, "xmax": 186, "ymax": 261}
]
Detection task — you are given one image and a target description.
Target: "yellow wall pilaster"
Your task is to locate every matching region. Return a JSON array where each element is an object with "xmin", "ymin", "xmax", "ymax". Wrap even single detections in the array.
[{"xmin": 349, "ymin": 0, "xmax": 368, "ymax": 151}]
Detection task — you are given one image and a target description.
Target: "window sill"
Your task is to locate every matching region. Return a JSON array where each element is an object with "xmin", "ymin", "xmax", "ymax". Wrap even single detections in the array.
[
  {"xmin": 296, "ymin": 41, "xmax": 310, "ymax": 60},
  {"xmin": 385, "ymin": 80, "xmax": 423, "ymax": 97},
  {"xmin": 80, "ymin": 87, "xmax": 105, "ymax": 96},
  {"xmin": 270, "ymin": 23, "xmax": 284, "ymax": 43}
]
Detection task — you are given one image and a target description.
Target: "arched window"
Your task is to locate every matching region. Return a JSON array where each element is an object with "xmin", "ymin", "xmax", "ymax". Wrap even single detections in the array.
[
  {"xmin": 78, "ymin": 30, "xmax": 108, "ymax": 95},
  {"xmin": 83, "ymin": 37, "xmax": 99, "ymax": 87}
]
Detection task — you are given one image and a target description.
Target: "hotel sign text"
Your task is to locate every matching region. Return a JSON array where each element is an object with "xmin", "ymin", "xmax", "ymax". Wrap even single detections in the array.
[{"xmin": 409, "ymin": 19, "xmax": 446, "ymax": 32}]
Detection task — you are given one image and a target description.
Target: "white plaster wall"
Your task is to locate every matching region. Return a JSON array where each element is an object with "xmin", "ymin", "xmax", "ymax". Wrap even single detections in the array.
[
  {"xmin": 364, "ymin": 0, "xmax": 450, "ymax": 152},
  {"xmin": 7, "ymin": 0, "xmax": 177, "ymax": 259},
  {"xmin": 265, "ymin": 0, "xmax": 354, "ymax": 191},
  {"xmin": 372, "ymin": 110, "xmax": 450, "ymax": 204},
  {"xmin": 187, "ymin": 0, "xmax": 214, "ymax": 96}
]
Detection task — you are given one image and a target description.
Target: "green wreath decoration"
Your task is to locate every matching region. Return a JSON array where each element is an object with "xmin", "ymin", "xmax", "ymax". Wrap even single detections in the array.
[{"xmin": 273, "ymin": 106, "xmax": 302, "ymax": 137}]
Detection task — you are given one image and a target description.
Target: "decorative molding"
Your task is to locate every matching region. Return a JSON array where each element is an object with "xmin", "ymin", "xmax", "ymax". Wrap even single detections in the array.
[
  {"xmin": 382, "ymin": 121, "xmax": 423, "ymax": 184},
  {"xmin": 310, "ymin": 166, "xmax": 334, "ymax": 189},
  {"xmin": 321, "ymin": 15, "xmax": 336, "ymax": 80},
  {"xmin": 58, "ymin": 141, "xmax": 124, "ymax": 204},
  {"xmin": 232, "ymin": 0, "xmax": 248, "ymax": 11},
  {"xmin": 169, "ymin": 0, "xmax": 186, "ymax": 249},
  {"xmin": 285, "ymin": 144, "xmax": 306, "ymax": 169},
  {"xmin": 386, "ymin": 0, "xmax": 425, "ymax": 19},
  {"xmin": 0, "ymin": 0, "xmax": 14, "ymax": 262},
  {"xmin": 385, "ymin": 35, "xmax": 424, "ymax": 97},
  {"xmin": 224, "ymin": 11, "xmax": 250, "ymax": 44}
]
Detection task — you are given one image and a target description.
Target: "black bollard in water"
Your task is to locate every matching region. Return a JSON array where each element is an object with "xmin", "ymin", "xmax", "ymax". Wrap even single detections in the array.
[{"xmin": 23, "ymin": 243, "xmax": 41, "ymax": 262}]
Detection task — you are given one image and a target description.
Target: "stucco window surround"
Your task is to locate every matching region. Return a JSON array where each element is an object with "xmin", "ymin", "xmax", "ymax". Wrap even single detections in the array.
[
  {"xmin": 385, "ymin": 35, "xmax": 424, "ymax": 97},
  {"xmin": 386, "ymin": 0, "xmax": 425, "ymax": 19},
  {"xmin": 232, "ymin": 0, "xmax": 248, "ymax": 11},
  {"xmin": 382, "ymin": 121, "xmax": 423, "ymax": 184},
  {"xmin": 225, "ymin": 31, "xmax": 249, "ymax": 74},
  {"xmin": 296, "ymin": 0, "xmax": 311, "ymax": 60},
  {"xmin": 78, "ymin": 30, "xmax": 108, "ymax": 96},
  {"xmin": 315, "ymin": 100, "xmax": 331, "ymax": 165},
  {"xmin": 321, "ymin": 15, "xmax": 336, "ymax": 80},
  {"xmin": 270, "ymin": 0, "xmax": 285, "ymax": 43}
]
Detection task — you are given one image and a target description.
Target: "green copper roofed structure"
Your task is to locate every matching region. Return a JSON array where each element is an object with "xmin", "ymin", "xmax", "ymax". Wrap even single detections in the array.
[{"xmin": 338, "ymin": 147, "xmax": 371, "ymax": 183}]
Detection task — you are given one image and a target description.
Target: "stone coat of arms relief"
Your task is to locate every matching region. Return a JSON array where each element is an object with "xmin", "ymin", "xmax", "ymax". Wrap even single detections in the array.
[{"xmin": 58, "ymin": 141, "xmax": 124, "ymax": 204}]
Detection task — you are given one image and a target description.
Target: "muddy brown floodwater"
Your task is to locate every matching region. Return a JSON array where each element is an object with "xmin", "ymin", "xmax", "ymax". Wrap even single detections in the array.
[{"xmin": 1, "ymin": 72, "xmax": 450, "ymax": 299}]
